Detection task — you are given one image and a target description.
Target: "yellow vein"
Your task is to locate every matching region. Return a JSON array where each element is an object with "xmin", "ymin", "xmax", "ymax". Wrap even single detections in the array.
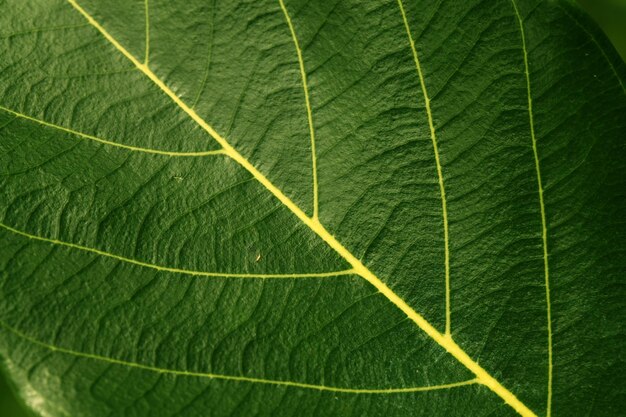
[
  {"xmin": 279, "ymin": 0, "xmax": 319, "ymax": 220},
  {"xmin": 397, "ymin": 0, "xmax": 451, "ymax": 336},
  {"xmin": 66, "ymin": 2, "xmax": 539, "ymax": 415},
  {"xmin": 510, "ymin": 2, "xmax": 552, "ymax": 416},
  {"xmin": 0, "ymin": 222, "xmax": 354, "ymax": 279},
  {"xmin": 144, "ymin": 0, "xmax": 150, "ymax": 65},
  {"xmin": 0, "ymin": 105, "xmax": 224, "ymax": 157},
  {"xmin": 0, "ymin": 320, "xmax": 477, "ymax": 394}
]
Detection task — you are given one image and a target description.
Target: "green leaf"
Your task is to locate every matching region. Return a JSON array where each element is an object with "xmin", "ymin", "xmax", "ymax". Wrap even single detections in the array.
[{"xmin": 0, "ymin": 0, "xmax": 624, "ymax": 416}]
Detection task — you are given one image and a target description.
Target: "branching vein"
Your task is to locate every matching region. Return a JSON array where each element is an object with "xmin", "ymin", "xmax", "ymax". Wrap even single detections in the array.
[
  {"xmin": 144, "ymin": 0, "xmax": 150, "ymax": 65},
  {"xmin": 0, "ymin": 105, "xmax": 223, "ymax": 157},
  {"xmin": 0, "ymin": 222, "xmax": 354, "ymax": 279},
  {"xmin": 510, "ymin": 2, "xmax": 553, "ymax": 416},
  {"xmin": 279, "ymin": 0, "xmax": 319, "ymax": 219},
  {"xmin": 191, "ymin": 0, "xmax": 216, "ymax": 109},
  {"xmin": 0, "ymin": 320, "xmax": 478, "ymax": 394},
  {"xmin": 397, "ymin": 0, "xmax": 451, "ymax": 336}
]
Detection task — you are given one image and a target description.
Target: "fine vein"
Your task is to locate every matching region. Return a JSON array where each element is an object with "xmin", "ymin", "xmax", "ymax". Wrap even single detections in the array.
[
  {"xmin": 0, "ymin": 23, "xmax": 89, "ymax": 40},
  {"xmin": 144, "ymin": 0, "xmax": 150, "ymax": 65},
  {"xmin": 510, "ymin": 2, "xmax": 552, "ymax": 416},
  {"xmin": 66, "ymin": 2, "xmax": 538, "ymax": 416},
  {"xmin": 0, "ymin": 320, "xmax": 477, "ymax": 394},
  {"xmin": 397, "ymin": 0, "xmax": 451, "ymax": 336},
  {"xmin": 0, "ymin": 222, "xmax": 354, "ymax": 279},
  {"xmin": 0, "ymin": 105, "xmax": 223, "ymax": 157},
  {"xmin": 191, "ymin": 0, "xmax": 216, "ymax": 109},
  {"xmin": 279, "ymin": 0, "xmax": 319, "ymax": 220},
  {"xmin": 557, "ymin": 5, "xmax": 626, "ymax": 94}
]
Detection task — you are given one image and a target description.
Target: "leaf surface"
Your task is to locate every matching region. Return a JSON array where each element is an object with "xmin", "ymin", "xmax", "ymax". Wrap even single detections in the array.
[{"xmin": 0, "ymin": 1, "xmax": 624, "ymax": 416}]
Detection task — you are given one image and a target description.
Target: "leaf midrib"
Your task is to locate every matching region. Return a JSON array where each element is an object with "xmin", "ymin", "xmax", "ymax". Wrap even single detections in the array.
[{"xmin": 60, "ymin": 1, "xmax": 540, "ymax": 416}]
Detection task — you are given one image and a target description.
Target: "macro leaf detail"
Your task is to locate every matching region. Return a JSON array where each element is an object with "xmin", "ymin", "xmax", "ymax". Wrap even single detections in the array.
[{"xmin": 0, "ymin": 1, "xmax": 624, "ymax": 417}]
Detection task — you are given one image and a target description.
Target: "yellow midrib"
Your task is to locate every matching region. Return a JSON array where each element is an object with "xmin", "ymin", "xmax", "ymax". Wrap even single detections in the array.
[{"xmin": 66, "ymin": 1, "xmax": 538, "ymax": 416}]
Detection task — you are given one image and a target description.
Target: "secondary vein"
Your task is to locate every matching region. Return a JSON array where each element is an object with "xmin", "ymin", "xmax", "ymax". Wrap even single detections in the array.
[
  {"xmin": 191, "ymin": 0, "xmax": 216, "ymax": 109},
  {"xmin": 0, "ymin": 105, "xmax": 223, "ymax": 157},
  {"xmin": 279, "ymin": 0, "xmax": 319, "ymax": 220},
  {"xmin": 0, "ymin": 320, "xmax": 477, "ymax": 394},
  {"xmin": 144, "ymin": 0, "xmax": 150, "ymax": 65},
  {"xmin": 0, "ymin": 222, "xmax": 354, "ymax": 279},
  {"xmin": 510, "ymin": 2, "xmax": 553, "ymax": 416},
  {"xmin": 397, "ymin": 0, "xmax": 451, "ymax": 336}
]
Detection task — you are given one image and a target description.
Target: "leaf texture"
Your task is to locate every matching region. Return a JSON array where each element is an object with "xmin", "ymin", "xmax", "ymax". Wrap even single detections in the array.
[{"xmin": 0, "ymin": 0, "xmax": 624, "ymax": 416}]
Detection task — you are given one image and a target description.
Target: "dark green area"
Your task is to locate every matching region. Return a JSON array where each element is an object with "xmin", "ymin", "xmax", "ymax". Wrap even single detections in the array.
[
  {"xmin": 579, "ymin": 0, "xmax": 626, "ymax": 61},
  {"xmin": 0, "ymin": 374, "xmax": 30, "ymax": 417}
]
